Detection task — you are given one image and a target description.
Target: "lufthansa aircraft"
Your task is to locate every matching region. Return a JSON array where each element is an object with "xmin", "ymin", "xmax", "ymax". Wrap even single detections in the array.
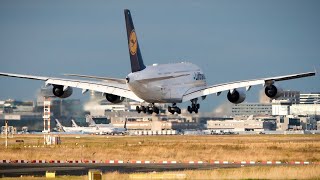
[{"xmin": 0, "ymin": 9, "xmax": 316, "ymax": 114}]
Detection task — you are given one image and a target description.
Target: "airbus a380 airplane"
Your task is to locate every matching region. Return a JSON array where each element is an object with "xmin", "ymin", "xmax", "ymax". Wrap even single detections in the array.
[{"xmin": 0, "ymin": 9, "xmax": 316, "ymax": 114}]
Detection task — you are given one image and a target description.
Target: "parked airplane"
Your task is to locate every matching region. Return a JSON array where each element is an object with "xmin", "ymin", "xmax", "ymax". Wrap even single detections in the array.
[
  {"xmin": 0, "ymin": 9, "xmax": 316, "ymax": 114},
  {"xmin": 56, "ymin": 119, "xmax": 100, "ymax": 134},
  {"xmin": 55, "ymin": 119, "xmax": 86, "ymax": 133},
  {"xmin": 86, "ymin": 116, "xmax": 128, "ymax": 135},
  {"xmin": 98, "ymin": 124, "xmax": 127, "ymax": 135},
  {"xmin": 57, "ymin": 118, "xmax": 127, "ymax": 135}
]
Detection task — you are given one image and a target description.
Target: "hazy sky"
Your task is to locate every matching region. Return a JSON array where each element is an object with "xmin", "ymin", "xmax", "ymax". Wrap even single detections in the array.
[{"xmin": 0, "ymin": 0, "xmax": 319, "ymax": 112}]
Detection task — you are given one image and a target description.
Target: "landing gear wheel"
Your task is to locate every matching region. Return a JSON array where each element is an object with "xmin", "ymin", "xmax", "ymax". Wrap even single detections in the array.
[
  {"xmin": 141, "ymin": 106, "xmax": 146, "ymax": 113},
  {"xmin": 136, "ymin": 104, "xmax": 161, "ymax": 114},
  {"xmin": 168, "ymin": 105, "xmax": 181, "ymax": 114},
  {"xmin": 187, "ymin": 106, "xmax": 192, "ymax": 114},
  {"xmin": 168, "ymin": 106, "xmax": 172, "ymax": 112},
  {"xmin": 153, "ymin": 106, "xmax": 160, "ymax": 114},
  {"xmin": 136, "ymin": 106, "xmax": 141, "ymax": 113},
  {"xmin": 176, "ymin": 107, "xmax": 181, "ymax": 114},
  {"xmin": 147, "ymin": 106, "xmax": 154, "ymax": 114},
  {"xmin": 189, "ymin": 99, "xmax": 200, "ymax": 114},
  {"xmin": 168, "ymin": 106, "xmax": 175, "ymax": 114}
]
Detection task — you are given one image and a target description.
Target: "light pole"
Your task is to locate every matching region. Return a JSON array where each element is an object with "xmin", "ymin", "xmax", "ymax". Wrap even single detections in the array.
[{"xmin": 5, "ymin": 120, "xmax": 8, "ymax": 148}]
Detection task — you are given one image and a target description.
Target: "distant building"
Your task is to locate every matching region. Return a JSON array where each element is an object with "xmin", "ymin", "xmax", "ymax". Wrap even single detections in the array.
[
  {"xmin": 206, "ymin": 119, "xmax": 275, "ymax": 131},
  {"xmin": 0, "ymin": 97, "xmax": 84, "ymax": 130},
  {"xmin": 0, "ymin": 99, "xmax": 42, "ymax": 130},
  {"xmin": 300, "ymin": 115, "xmax": 317, "ymax": 130},
  {"xmin": 278, "ymin": 90, "xmax": 300, "ymax": 104},
  {"xmin": 232, "ymin": 103, "xmax": 272, "ymax": 116},
  {"xmin": 276, "ymin": 115, "xmax": 317, "ymax": 131},
  {"xmin": 1, "ymin": 99, "xmax": 34, "ymax": 114},
  {"xmin": 232, "ymin": 92, "xmax": 319, "ymax": 117},
  {"xmin": 317, "ymin": 121, "xmax": 320, "ymax": 130},
  {"xmin": 276, "ymin": 116, "xmax": 302, "ymax": 131},
  {"xmin": 272, "ymin": 100, "xmax": 292, "ymax": 116},
  {"xmin": 290, "ymin": 104, "xmax": 320, "ymax": 116},
  {"xmin": 300, "ymin": 93, "xmax": 320, "ymax": 104},
  {"xmin": 0, "ymin": 101, "xmax": 4, "ymax": 114}
]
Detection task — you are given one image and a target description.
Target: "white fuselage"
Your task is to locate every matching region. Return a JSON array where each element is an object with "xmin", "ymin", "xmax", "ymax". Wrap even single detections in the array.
[
  {"xmin": 61, "ymin": 126, "xmax": 88, "ymax": 133},
  {"xmin": 81, "ymin": 126, "xmax": 126, "ymax": 134},
  {"xmin": 62, "ymin": 126, "xmax": 126, "ymax": 134},
  {"xmin": 127, "ymin": 62, "xmax": 207, "ymax": 103}
]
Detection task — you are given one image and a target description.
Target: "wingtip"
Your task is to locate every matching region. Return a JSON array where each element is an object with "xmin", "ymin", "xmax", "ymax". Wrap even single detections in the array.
[{"xmin": 313, "ymin": 66, "xmax": 318, "ymax": 74}]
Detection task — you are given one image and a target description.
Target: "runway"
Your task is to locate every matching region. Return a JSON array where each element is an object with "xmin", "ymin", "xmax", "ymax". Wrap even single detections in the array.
[
  {"xmin": 0, "ymin": 163, "xmax": 242, "ymax": 177},
  {"xmin": 1, "ymin": 160, "xmax": 317, "ymax": 177}
]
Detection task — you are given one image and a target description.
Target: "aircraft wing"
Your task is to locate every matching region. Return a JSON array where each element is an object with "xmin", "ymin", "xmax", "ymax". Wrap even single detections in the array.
[
  {"xmin": 0, "ymin": 72, "xmax": 144, "ymax": 102},
  {"xmin": 63, "ymin": 73, "xmax": 127, "ymax": 84},
  {"xmin": 182, "ymin": 71, "xmax": 316, "ymax": 102}
]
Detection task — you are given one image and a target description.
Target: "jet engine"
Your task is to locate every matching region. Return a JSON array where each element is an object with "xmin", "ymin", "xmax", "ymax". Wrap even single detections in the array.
[
  {"xmin": 52, "ymin": 85, "xmax": 73, "ymax": 98},
  {"xmin": 227, "ymin": 89, "xmax": 246, "ymax": 104},
  {"xmin": 264, "ymin": 84, "xmax": 283, "ymax": 99},
  {"xmin": 105, "ymin": 94, "xmax": 125, "ymax": 104}
]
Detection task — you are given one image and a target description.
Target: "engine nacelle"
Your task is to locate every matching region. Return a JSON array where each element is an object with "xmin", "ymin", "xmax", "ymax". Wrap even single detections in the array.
[
  {"xmin": 227, "ymin": 89, "xmax": 246, "ymax": 104},
  {"xmin": 105, "ymin": 94, "xmax": 125, "ymax": 104},
  {"xmin": 265, "ymin": 84, "xmax": 283, "ymax": 99},
  {"xmin": 52, "ymin": 85, "xmax": 73, "ymax": 98}
]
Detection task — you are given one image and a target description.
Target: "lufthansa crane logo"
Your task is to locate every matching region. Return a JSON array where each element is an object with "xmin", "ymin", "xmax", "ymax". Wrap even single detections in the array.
[{"xmin": 129, "ymin": 30, "xmax": 137, "ymax": 55}]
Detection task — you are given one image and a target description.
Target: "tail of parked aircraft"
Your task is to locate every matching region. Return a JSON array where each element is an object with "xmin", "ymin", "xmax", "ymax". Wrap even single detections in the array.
[
  {"xmin": 124, "ymin": 9, "xmax": 146, "ymax": 73},
  {"xmin": 55, "ymin": 119, "xmax": 65, "ymax": 132},
  {"xmin": 55, "ymin": 119, "xmax": 63, "ymax": 128},
  {"xmin": 71, "ymin": 119, "xmax": 79, "ymax": 127}
]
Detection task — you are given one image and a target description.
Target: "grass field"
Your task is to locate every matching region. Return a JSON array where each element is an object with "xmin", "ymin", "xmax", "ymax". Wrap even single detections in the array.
[
  {"xmin": 1, "ymin": 134, "xmax": 320, "ymax": 162},
  {"xmin": 1, "ymin": 134, "xmax": 320, "ymax": 179}
]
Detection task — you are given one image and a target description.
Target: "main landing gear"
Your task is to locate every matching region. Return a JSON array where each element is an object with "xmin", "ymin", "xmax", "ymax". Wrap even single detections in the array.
[
  {"xmin": 136, "ymin": 100, "xmax": 200, "ymax": 115},
  {"xmin": 136, "ymin": 104, "xmax": 160, "ymax": 114},
  {"xmin": 168, "ymin": 103, "xmax": 181, "ymax": 114},
  {"xmin": 187, "ymin": 99, "xmax": 200, "ymax": 114}
]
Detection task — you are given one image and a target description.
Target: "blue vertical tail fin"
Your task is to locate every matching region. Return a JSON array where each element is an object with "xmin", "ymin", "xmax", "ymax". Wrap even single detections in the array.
[{"xmin": 124, "ymin": 9, "xmax": 146, "ymax": 73}]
